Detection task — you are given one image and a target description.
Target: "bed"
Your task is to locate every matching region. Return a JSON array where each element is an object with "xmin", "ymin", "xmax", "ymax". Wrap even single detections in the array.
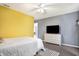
[{"xmin": 0, "ymin": 37, "xmax": 45, "ymax": 56}]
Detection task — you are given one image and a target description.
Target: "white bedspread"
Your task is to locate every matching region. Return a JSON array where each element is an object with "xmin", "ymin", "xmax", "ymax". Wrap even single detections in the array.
[{"xmin": 0, "ymin": 37, "xmax": 44, "ymax": 56}]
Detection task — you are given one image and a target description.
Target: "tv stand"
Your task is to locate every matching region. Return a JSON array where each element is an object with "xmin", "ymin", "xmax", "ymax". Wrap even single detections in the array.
[{"xmin": 44, "ymin": 33, "xmax": 61, "ymax": 45}]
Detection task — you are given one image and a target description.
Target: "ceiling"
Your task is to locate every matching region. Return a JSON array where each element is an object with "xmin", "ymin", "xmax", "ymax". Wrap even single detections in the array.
[{"xmin": 0, "ymin": 3, "xmax": 79, "ymax": 20}]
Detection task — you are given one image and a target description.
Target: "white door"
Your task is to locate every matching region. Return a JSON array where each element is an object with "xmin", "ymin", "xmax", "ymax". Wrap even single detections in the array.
[{"xmin": 34, "ymin": 23, "xmax": 38, "ymax": 38}]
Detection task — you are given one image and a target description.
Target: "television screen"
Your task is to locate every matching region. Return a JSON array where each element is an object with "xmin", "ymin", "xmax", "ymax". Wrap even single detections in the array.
[{"xmin": 46, "ymin": 25, "xmax": 59, "ymax": 34}]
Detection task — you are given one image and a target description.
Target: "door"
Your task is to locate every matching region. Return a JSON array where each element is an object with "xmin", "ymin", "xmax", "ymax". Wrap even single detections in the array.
[{"xmin": 34, "ymin": 23, "xmax": 38, "ymax": 38}]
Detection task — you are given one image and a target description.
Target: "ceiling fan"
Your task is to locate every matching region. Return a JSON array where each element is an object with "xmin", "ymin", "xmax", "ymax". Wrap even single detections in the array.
[
  {"xmin": 0, "ymin": 3, "xmax": 55, "ymax": 14},
  {"xmin": 30, "ymin": 3, "xmax": 54, "ymax": 14}
]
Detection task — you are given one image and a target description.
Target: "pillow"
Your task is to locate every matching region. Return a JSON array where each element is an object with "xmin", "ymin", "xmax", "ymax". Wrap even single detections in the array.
[{"xmin": 0, "ymin": 38, "xmax": 4, "ymax": 43}]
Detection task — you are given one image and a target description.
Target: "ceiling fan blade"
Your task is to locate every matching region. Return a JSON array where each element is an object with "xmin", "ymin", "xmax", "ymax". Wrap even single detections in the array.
[
  {"xmin": 29, "ymin": 8, "xmax": 39, "ymax": 12},
  {"xmin": 32, "ymin": 5, "xmax": 39, "ymax": 8},
  {"xmin": 35, "ymin": 8, "xmax": 46, "ymax": 14},
  {"xmin": 29, "ymin": 5, "xmax": 40, "ymax": 12}
]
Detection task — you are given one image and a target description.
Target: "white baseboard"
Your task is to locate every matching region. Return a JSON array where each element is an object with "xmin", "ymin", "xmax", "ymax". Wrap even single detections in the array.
[{"xmin": 62, "ymin": 44, "xmax": 79, "ymax": 48}]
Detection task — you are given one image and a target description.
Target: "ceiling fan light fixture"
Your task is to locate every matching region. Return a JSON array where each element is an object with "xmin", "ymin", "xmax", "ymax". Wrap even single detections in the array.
[
  {"xmin": 43, "ymin": 7, "xmax": 48, "ymax": 9},
  {"xmin": 37, "ymin": 9, "xmax": 45, "ymax": 13}
]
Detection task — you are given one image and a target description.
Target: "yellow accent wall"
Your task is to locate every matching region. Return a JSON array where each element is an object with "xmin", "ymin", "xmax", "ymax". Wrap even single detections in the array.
[{"xmin": 0, "ymin": 6, "xmax": 34, "ymax": 38}]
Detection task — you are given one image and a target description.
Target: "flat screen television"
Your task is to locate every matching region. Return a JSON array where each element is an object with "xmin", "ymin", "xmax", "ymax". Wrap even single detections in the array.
[{"xmin": 46, "ymin": 25, "xmax": 59, "ymax": 34}]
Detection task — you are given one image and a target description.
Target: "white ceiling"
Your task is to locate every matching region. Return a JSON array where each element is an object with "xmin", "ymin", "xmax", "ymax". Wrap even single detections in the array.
[{"xmin": 0, "ymin": 3, "xmax": 79, "ymax": 20}]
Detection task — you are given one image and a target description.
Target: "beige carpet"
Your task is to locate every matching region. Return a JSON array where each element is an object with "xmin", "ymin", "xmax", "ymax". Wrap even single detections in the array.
[{"xmin": 36, "ymin": 48, "xmax": 59, "ymax": 56}]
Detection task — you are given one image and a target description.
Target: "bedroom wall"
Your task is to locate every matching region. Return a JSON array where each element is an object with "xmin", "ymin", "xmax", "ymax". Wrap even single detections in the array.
[
  {"xmin": 37, "ymin": 16, "xmax": 61, "ymax": 40},
  {"xmin": 60, "ymin": 12, "xmax": 79, "ymax": 46},
  {"xmin": 0, "ymin": 6, "xmax": 34, "ymax": 38},
  {"xmin": 37, "ymin": 11, "xmax": 79, "ymax": 46}
]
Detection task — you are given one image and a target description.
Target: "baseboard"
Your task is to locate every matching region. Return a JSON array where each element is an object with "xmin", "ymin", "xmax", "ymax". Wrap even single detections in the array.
[
  {"xmin": 62, "ymin": 44, "xmax": 79, "ymax": 48},
  {"xmin": 43, "ymin": 41, "xmax": 59, "ymax": 46}
]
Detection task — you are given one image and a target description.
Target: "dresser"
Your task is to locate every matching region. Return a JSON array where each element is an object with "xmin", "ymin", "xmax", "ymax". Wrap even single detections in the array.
[{"xmin": 44, "ymin": 33, "xmax": 61, "ymax": 45}]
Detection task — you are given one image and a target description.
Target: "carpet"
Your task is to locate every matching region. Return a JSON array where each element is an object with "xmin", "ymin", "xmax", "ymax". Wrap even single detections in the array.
[{"xmin": 36, "ymin": 48, "xmax": 59, "ymax": 56}]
